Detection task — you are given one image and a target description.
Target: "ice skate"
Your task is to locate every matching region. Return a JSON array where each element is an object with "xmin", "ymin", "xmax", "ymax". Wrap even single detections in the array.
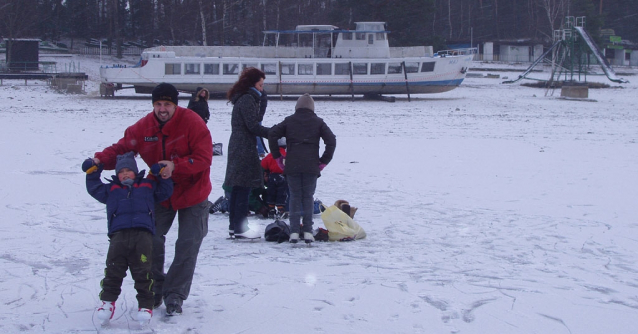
[
  {"xmin": 234, "ymin": 228, "xmax": 261, "ymax": 240},
  {"xmin": 96, "ymin": 301, "xmax": 115, "ymax": 325},
  {"xmin": 289, "ymin": 232, "xmax": 299, "ymax": 244},
  {"xmin": 137, "ymin": 308, "xmax": 152, "ymax": 327},
  {"xmin": 303, "ymin": 232, "xmax": 315, "ymax": 244}
]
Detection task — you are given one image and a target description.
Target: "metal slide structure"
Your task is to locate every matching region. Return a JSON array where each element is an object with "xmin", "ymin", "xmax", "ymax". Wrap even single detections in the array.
[
  {"xmin": 573, "ymin": 26, "xmax": 627, "ymax": 83},
  {"xmin": 503, "ymin": 16, "xmax": 628, "ymax": 85},
  {"xmin": 502, "ymin": 40, "xmax": 561, "ymax": 84}
]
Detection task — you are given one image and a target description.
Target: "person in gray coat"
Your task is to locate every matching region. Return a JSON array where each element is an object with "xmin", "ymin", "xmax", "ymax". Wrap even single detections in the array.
[
  {"xmin": 224, "ymin": 67, "xmax": 270, "ymax": 239},
  {"xmin": 268, "ymin": 93, "xmax": 336, "ymax": 244}
]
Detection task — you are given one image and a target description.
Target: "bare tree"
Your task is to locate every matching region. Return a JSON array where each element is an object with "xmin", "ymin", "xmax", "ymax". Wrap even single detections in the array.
[
  {"xmin": 198, "ymin": 0, "xmax": 207, "ymax": 45},
  {"xmin": 0, "ymin": 0, "xmax": 38, "ymax": 38},
  {"xmin": 494, "ymin": 0, "xmax": 500, "ymax": 38},
  {"xmin": 274, "ymin": 0, "xmax": 280, "ymax": 31},
  {"xmin": 537, "ymin": 0, "xmax": 568, "ymax": 38},
  {"xmin": 447, "ymin": 0, "xmax": 452, "ymax": 39},
  {"xmin": 222, "ymin": 0, "xmax": 229, "ymax": 45},
  {"xmin": 0, "ymin": 0, "xmax": 38, "ymax": 66},
  {"xmin": 109, "ymin": 0, "xmax": 123, "ymax": 58},
  {"xmin": 261, "ymin": 0, "xmax": 267, "ymax": 32}
]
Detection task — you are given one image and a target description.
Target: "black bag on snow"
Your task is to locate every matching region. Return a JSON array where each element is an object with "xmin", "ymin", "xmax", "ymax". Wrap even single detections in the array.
[{"xmin": 264, "ymin": 220, "xmax": 291, "ymax": 243}]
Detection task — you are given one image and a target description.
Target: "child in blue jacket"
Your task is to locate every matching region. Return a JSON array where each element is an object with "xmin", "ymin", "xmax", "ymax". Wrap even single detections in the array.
[{"xmin": 83, "ymin": 152, "xmax": 173, "ymax": 325}]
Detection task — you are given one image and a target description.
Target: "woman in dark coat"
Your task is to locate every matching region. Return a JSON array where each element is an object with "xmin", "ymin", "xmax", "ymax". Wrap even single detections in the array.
[
  {"xmin": 187, "ymin": 87, "xmax": 210, "ymax": 123},
  {"xmin": 224, "ymin": 67, "xmax": 270, "ymax": 239}
]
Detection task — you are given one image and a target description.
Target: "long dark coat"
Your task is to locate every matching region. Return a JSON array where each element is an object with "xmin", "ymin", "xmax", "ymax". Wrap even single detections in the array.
[
  {"xmin": 224, "ymin": 89, "xmax": 270, "ymax": 188},
  {"xmin": 187, "ymin": 87, "xmax": 210, "ymax": 123}
]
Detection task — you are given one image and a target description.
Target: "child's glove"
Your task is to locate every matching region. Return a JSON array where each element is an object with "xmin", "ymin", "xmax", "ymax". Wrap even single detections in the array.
[
  {"xmin": 150, "ymin": 163, "xmax": 166, "ymax": 176},
  {"xmin": 318, "ymin": 163, "xmax": 327, "ymax": 171},
  {"xmin": 275, "ymin": 156, "xmax": 285, "ymax": 171},
  {"xmin": 82, "ymin": 158, "xmax": 98, "ymax": 174}
]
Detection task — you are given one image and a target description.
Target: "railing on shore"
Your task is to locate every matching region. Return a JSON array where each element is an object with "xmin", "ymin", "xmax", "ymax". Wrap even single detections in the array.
[
  {"xmin": 473, "ymin": 52, "xmax": 635, "ymax": 69},
  {"xmin": 0, "ymin": 61, "xmax": 58, "ymax": 74}
]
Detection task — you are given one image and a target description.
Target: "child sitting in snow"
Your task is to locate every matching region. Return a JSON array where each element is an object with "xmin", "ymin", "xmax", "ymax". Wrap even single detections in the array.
[
  {"xmin": 261, "ymin": 137, "xmax": 288, "ymax": 218},
  {"xmin": 82, "ymin": 152, "xmax": 173, "ymax": 325}
]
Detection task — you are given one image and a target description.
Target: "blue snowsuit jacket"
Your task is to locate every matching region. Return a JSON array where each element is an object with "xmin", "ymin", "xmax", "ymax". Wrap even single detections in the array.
[{"xmin": 86, "ymin": 168, "xmax": 174, "ymax": 236}]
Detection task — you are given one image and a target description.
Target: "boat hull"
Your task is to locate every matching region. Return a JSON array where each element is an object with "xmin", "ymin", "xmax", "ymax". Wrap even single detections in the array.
[{"xmin": 100, "ymin": 55, "xmax": 473, "ymax": 97}]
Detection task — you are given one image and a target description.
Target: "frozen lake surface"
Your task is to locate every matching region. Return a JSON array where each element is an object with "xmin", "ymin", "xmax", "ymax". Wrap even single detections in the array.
[{"xmin": 1, "ymin": 54, "xmax": 637, "ymax": 333}]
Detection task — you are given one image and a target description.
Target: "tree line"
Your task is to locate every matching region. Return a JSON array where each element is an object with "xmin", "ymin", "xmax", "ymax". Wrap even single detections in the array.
[{"xmin": 1, "ymin": 0, "xmax": 637, "ymax": 57}]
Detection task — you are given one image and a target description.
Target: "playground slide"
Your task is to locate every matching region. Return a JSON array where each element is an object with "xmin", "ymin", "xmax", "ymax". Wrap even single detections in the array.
[{"xmin": 574, "ymin": 26, "xmax": 627, "ymax": 83}]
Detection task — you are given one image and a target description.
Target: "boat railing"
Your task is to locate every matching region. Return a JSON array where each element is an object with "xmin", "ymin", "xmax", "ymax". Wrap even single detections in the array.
[
  {"xmin": 141, "ymin": 45, "xmax": 478, "ymax": 60},
  {"xmin": 144, "ymin": 45, "xmax": 317, "ymax": 58},
  {"xmin": 435, "ymin": 47, "xmax": 478, "ymax": 57},
  {"xmin": 389, "ymin": 46, "xmax": 434, "ymax": 58},
  {"xmin": 143, "ymin": 45, "xmax": 445, "ymax": 59}
]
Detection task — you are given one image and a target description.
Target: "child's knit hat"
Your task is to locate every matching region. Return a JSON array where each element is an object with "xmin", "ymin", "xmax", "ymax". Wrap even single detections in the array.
[
  {"xmin": 295, "ymin": 93, "xmax": 314, "ymax": 112},
  {"xmin": 115, "ymin": 152, "xmax": 139, "ymax": 174}
]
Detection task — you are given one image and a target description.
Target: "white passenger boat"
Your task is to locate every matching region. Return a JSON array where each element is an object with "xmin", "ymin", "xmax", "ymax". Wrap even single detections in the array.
[{"xmin": 100, "ymin": 22, "xmax": 475, "ymax": 98}]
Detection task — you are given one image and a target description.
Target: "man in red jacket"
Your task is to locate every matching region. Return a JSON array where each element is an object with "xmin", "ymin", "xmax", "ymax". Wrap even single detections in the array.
[{"xmin": 92, "ymin": 83, "xmax": 213, "ymax": 316}]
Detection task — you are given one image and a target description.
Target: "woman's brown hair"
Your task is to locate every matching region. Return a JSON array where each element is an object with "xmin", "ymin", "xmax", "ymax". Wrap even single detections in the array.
[{"xmin": 226, "ymin": 67, "xmax": 266, "ymax": 102}]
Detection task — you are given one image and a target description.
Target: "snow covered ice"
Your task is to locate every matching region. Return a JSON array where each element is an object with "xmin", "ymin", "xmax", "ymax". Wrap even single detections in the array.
[{"xmin": 1, "ymin": 54, "xmax": 637, "ymax": 333}]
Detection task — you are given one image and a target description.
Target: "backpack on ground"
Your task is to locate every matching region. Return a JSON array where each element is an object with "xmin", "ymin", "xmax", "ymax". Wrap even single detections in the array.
[{"xmin": 264, "ymin": 220, "xmax": 291, "ymax": 243}]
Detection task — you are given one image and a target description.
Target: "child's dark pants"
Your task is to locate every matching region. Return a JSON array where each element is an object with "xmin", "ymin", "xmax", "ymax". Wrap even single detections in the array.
[{"xmin": 100, "ymin": 229, "xmax": 154, "ymax": 309}]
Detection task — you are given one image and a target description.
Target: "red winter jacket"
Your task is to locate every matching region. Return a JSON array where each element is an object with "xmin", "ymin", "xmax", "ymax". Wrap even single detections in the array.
[
  {"xmin": 261, "ymin": 147, "xmax": 287, "ymax": 174},
  {"xmin": 95, "ymin": 106, "xmax": 213, "ymax": 210}
]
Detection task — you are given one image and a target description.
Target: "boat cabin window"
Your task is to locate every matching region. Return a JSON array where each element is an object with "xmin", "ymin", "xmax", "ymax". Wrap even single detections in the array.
[
  {"xmin": 223, "ymin": 64, "xmax": 240, "ymax": 75},
  {"xmin": 370, "ymin": 63, "xmax": 385, "ymax": 75},
  {"xmin": 358, "ymin": 23, "xmax": 384, "ymax": 31},
  {"xmin": 356, "ymin": 33, "xmax": 366, "ymax": 40},
  {"xmin": 368, "ymin": 34, "xmax": 374, "ymax": 44},
  {"xmin": 421, "ymin": 62, "xmax": 435, "ymax": 72},
  {"xmin": 165, "ymin": 63, "xmax": 181, "ymax": 75},
  {"xmin": 388, "ymin": 63, "xmax": 403, "ymax": 74},
  {"xmin": 353, "ymin": 63, "xmax": 368, "ymax": 75},
  {"xmin": 242, "ymin": 63, "xmax": 258, "ymax": 70},
  {"xmin": 261, "ymin": 63, "xmax": 277, "ymax": 75},
  {"xmin": 342, "ymin": 32, "xmax": 352, "ymax": 40},
  {"xmin": 405, "ymin": 62, "xmax": 419, "ymax": 73},
  {"xmin": 280, "ymin": 63, "xmax": 295, "ymax": 75},
  {"xmin": 376, "ymin": 33, "xmax": 386, "ymax": 41},
  {"xmin": 185, "ymin": 63, "xmax": 200, "ymax": 75},
  {"xmin": 298, "ymin": 64, "xmax": 313, "ymax": 75},
  {"xmin": 316, "ymin": 63, "xmax": 331, "ymax": 75},
  {"xmin": 204, "ymin": 63, "xmax": 220, "ymax": 75},
  {"xmin": 335, "ymin": 63, "xmax": 350, "ymax": 75}
]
